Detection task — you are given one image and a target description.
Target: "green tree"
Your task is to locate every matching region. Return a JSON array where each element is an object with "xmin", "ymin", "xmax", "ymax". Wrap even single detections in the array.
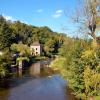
[
  {"xmin": 0, "ymin": 15, "xmax": 15, "ymax": 49},
  {"xmin": 11, "ymin": 42, "xmax": 31, "ymax": 56},
  {"xmin": 0, "ymin": 49, "xmax": 13, "ymax": 78},
  {"xmin": 11, "ymin": 21, "xmax": 33, "ymax": 44},
  {"xmin": 11, "ymin": 43, "xmax": 31, "ymax": 68},
  {"xmin": 44, "ymin": 39, "xmax": 55, "ymax": 56}
]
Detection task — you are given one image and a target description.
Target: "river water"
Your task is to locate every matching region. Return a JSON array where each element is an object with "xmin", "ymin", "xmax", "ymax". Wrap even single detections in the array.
[{"xmin": 0, "ymin": 60, "xmax": 77, "ymax": 100}]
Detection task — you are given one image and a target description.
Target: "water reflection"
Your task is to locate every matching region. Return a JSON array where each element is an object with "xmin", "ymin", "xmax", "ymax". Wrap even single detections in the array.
[
  {"xmin": 18, "ymin": 68, "xmax": 23, "ymax": 77},
  {"xmin": 0, "ymin": 60, "xmax": 77, "ymax": 100},
  {"xmin": 29, "ymin": 62, "xmax": 40, "ymax": 76}
]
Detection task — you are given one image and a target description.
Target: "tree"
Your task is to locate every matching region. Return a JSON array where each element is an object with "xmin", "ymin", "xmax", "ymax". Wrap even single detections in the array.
[
  {"xmin": 0, "ymin": 49, "xmax": 13, "ymax": 78},
  {"xmin": 11, "ymin": 43, "xmax": 31, "ymax": 68},
  {"xmin": 44, "ymin": 39, "xmax": 55, "ymax": 56},
  {"xmin": 11, "ymin": 21, "xmax": 33, "ymax": 44},
  {"xmin": 11, "ymin": 42, "xmax": 31, "ymax": 57},
  {"xmin": 67, "ymin": 0, "xmax": 100, "ymax": 46},
  {"xmin": 0, "ymin": 15, "xmax": 15, "ymax": 49},
  {"xmin": 84, "ymin": 67, "xmax": 100, "ymax": 99}
]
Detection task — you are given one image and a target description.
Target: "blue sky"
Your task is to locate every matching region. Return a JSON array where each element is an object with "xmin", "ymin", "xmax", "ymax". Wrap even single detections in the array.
[{"xmin": 0, "ymin": 0, "xmax": 77, "ymax": 35}]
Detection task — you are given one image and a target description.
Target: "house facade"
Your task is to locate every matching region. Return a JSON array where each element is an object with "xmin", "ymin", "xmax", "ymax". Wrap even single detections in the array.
[{"xmin": 30, "ymin": 42, "xmax": 41, "ymax": 56}]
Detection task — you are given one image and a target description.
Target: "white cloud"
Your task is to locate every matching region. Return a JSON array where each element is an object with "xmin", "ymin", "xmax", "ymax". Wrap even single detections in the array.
[
  {"xmin": 37, "ymin": 9, "xmax": 43, "ymax": 13},
  {"xmin": 52, "ymin": 13, "xmax": 62, "ymax": 18},
  {"xmin": 52, "ymin": 9, "xmax": 63, "ymax": 18},
  {"xmin": 2, "ymin": 14, "xmax": 29, "ymax": 24},
  {"xmin": 2, "ymin": 14, "xmax": 15, "ymax": 21},
  {"xmin": 56, "ymin": 10, "xmax": 63, "ymax": 14}
]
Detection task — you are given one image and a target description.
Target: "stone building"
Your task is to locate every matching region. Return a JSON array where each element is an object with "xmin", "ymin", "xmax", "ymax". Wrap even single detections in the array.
[{"xmin": 30, "ymin": 42, "xmax": 41, "ymax": 56}]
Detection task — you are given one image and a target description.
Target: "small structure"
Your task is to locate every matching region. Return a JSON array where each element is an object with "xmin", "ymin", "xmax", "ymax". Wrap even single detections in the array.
[{"xmin": 30, "ymin": 42, "xmax": 41, "ymax": 56}]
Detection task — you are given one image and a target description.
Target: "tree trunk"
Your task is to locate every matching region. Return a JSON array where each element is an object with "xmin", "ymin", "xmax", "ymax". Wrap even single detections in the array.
[
  {"xmin": 18, "ymin": 68, "xmax": 22, "ymax": 77},
  {"xmin": 92, "ymin": 32, "xmax": 97, "ymax": 48},
  {"xmin": 18, "ymin": 60, "xmax": 23, "ymax": 69}
]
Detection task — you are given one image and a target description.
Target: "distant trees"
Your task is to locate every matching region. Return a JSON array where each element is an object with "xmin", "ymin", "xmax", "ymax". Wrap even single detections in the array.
[
  {"xmin": 0, "ymin": 15, "xmax": 65, "ymax": 78},
  {"xmin": 44, "ymin": 39, "xmax": 55, "ymax": 56},
  {"xmin": 9, "ymin": 19, "xmax": 65, "ymax": 55},
  {"xmin": 0, "ymin": 15, "xmax": 65, "ymax": 56},
  {"xmin": 10, "ymin": 21, "xmax": 34, "ymax": 44}
]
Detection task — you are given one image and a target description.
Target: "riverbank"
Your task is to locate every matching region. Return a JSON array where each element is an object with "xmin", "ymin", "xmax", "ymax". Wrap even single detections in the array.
[
  {"xmin": 50, "ymin": 57, "xmax": 100, "ymax": 100},
  {"xmin": 30, "ymin": 56, "xmax": 51, "ymax": 63}
]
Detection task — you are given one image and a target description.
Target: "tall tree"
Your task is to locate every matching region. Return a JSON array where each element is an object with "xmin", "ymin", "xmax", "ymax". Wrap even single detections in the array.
[
  {"xmin": 0, "ymin": 15, "xmax": 14, "ymax": 49},
  {"xmin": 67, "ymin": 0, "xmax": 100, "ymax": 46}
]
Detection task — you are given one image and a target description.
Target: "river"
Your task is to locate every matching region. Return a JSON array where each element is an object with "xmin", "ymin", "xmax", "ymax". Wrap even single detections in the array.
[{"xmin": 0, "ymin": 60, "xmax": 77, "ymax": 100}]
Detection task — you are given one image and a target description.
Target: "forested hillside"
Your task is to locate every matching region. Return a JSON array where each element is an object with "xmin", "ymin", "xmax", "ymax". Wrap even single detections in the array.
[
  {"xmin": 0, "ymin": 15, "xmax": 65, "ymax": 56},
  {"xmin": 0, "ymin": 15, "xmax": 66, "ymax": 78}
]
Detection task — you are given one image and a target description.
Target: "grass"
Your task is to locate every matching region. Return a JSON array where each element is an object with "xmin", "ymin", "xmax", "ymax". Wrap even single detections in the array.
[{"xmin": 50, "ymin": 57, "xmax": 66, "ymax": 70}]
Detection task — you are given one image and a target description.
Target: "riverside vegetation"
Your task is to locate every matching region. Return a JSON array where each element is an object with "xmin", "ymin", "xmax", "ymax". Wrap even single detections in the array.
[
  {"xmin": 51, "ymin": 38, "xmax": 100, "ymax": 100},
  {"xmin": 51, "ymin": 0, "xmax": 100, "ymax": 99}
]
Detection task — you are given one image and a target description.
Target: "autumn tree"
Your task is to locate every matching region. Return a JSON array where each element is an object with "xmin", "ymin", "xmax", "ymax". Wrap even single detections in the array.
[{"xmin": 67, "ymin": 0, "xmax": 100, "ymax": 46}]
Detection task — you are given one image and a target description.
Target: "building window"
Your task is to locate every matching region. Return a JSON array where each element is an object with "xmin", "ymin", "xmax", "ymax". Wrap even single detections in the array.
[{"xmin": 36, "ymin": 52, "xmax": 38, "ymax": 55}]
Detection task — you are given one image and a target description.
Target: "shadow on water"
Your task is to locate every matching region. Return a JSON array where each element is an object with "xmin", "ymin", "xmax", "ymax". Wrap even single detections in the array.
[{"xmin": 0, "ymin": 60, "xmax": 78, "ymax": 100}]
